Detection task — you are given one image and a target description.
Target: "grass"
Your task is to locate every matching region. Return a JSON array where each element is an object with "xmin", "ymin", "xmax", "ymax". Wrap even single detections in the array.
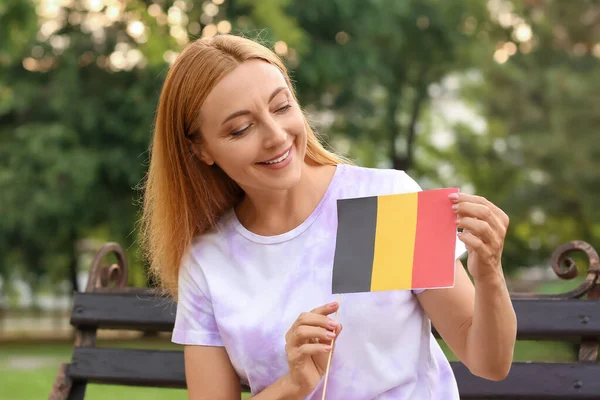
[
  {"xmin": 438, "ymin": 339, "xmax": 577, "ymax": 363},
  {"xmin": 0, "ymin": 367, "xmax": 191, "ymax": 400},
  {"xmin": 536, "ymin": 276, "xmax": 587, "ymax": 294},
  {"xmin": 0, "ymin": 367, "xmax": 252, "ymax": 400}
]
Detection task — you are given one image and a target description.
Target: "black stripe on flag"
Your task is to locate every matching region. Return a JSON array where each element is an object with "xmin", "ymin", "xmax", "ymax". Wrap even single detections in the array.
[{"xmin": 331, "ymin": 196, "xmax": 378, "ymax": 294}]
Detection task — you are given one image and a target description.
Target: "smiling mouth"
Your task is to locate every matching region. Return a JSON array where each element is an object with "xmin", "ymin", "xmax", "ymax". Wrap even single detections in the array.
[{"xmin": 259, "ymin": 146, "xmax": 292, "ymax": 165}]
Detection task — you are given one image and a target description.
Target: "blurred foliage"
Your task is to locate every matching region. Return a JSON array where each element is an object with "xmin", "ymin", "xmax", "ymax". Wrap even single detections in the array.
[
  {"xmin": 0, "ymin": 0, "xmax": 306, "ymax": 291},
  {"xmin": 420, "ymin": 0, "xmax": 600, "ymax": 269},
  {"xmin": 0, "ymin": 0, "xmax": 599, "ymax": 293},
  {"xmin": 0, "ymin": 0, "xmax": 38, "ymax": 60},
  {"xmin": 290, "ymin": 0, "xmax": 491, "ymax": 170}
]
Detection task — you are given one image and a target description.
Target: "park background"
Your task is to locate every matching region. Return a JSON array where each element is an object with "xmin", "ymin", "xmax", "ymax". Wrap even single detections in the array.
[{"xmin": 1, "ymin": 0, "xmax": 599, "ymax": 398}]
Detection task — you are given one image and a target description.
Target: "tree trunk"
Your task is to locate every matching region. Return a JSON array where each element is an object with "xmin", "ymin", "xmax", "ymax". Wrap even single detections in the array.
[
  {"xmin": 387, "ymin": 88, "xmax": 401, "ymax": 168},
  {"xmin": 23, "ymin": 242, "xmax": 42, "ymax": 310},
  {"xmin": 405, "ymin": 83, "xmax": 427, "ymax": 171},
  {"xmin": 69, "ymin": 228, "xmax": 79, "ymax": 294}
]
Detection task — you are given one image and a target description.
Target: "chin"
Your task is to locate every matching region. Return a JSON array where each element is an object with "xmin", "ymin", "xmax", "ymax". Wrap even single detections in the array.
[{"xmin": 267, "ymin": 162, "xmax": 303, "ymax": 191}]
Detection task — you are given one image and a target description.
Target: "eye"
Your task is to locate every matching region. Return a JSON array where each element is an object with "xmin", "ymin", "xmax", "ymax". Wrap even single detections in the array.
[
  {"xmin": 276, "ymin": 104, "xmax": 292, "ymax": 113},
  {"xmin": 231, "ymin": 124, "xmax": 251, "ymax": 137}
]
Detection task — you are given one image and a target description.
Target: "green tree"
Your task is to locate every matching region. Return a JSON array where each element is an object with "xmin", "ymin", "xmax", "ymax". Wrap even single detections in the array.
[
  {"xmin": 0, "ymin": 0, "xmax": 306, "ymax": 291},
  {"xmin": 289, "ymin": 0, "xmax": 490, "ymax": 170}
]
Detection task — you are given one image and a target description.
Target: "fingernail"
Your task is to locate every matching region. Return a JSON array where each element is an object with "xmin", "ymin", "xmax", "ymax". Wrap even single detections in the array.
[
  {"xmin": 449, "ymin": 193, "xmax": 459, "ymax": 200},
  {"xmin": 456, "ymin": 218, "xmax": 460, "ymax": 225},
  {"xmin": 328, "ymin": 302, "xmax": 338, "ymax": 307},
  {"xmin": 327, "ymin": 331, "xmax": 336, "ymax": 338},
  {"xmin": 328, "ymin": 320, "xmax": 339, "ymax": 329},
  {"xmin": 324, "ymin": 346, "xmax": 332, "ymax": 352},
  {"xmin": 451, "ymin": 204, "xmax": 458, "ymax": 211}
]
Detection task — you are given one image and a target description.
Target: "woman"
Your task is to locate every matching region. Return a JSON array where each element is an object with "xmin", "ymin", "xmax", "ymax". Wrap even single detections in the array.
[{"xmin": 140, "ymin": 34, "xmax": 517, "ymax": 399}]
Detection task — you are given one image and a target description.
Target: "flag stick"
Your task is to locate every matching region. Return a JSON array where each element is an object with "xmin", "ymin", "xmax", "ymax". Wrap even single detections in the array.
[{"xmin": 321, "ymin": 293, "xmax": 342, "ymax": 400}]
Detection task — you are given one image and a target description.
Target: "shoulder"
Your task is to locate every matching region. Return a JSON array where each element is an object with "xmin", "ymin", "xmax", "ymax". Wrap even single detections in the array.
[
  {"xmin": 179, "ymin": 212, "xmax": 236, "ymax": 283},
  {"xmin": 336, "ymin": 164, "xmax": 422, "ymax": 198}
]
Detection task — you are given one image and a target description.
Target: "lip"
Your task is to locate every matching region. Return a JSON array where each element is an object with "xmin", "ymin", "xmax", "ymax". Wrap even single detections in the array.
[{"xmin": 260, "ymin": 145, "xmax": 293, "ymax": 163}]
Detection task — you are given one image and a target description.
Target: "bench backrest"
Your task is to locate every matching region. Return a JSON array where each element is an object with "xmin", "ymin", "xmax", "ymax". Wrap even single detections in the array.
[
  {"xmin": 67, "ymin": 290, "xmax": 600, "ymax": 398},
  {"xmin": 51, "ymin": 240, "xmax": 600, "ymax": 400}
]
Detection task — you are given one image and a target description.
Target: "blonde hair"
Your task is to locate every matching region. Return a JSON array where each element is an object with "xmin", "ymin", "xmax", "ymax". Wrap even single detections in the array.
[{"xmin": 140, "ymin": 34, "xmax": 350, "ymax": 298}]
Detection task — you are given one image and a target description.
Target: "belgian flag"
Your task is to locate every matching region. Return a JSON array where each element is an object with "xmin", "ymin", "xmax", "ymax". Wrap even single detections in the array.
[{"xmin": 332, "ymin": 188, "xmax": 459, "ymax": 294}]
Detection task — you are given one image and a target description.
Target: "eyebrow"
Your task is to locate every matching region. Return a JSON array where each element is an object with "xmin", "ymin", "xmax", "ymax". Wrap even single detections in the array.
[{"xmin": 220, "ymin": 86, "xmax": 288, "ymax": 126}]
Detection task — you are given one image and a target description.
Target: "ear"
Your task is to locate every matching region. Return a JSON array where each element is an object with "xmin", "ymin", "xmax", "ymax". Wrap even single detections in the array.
[{"xmin": 189, "ymin": 143, "xmax": 215, "ymax": 166}]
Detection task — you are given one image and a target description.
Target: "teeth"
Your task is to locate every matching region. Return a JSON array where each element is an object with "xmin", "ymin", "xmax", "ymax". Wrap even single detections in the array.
[{"xmin": 264, "ymin": 150, "xmax": 290, "ymax": 164}]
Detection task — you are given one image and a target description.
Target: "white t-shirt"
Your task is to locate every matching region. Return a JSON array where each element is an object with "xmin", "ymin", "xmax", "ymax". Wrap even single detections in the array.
[{"xmin": 172, "ymin": 164, "xmax": 467, "ymax": 399}]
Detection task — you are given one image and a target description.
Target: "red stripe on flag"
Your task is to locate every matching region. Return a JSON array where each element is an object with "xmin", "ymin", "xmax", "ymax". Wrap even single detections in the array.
[{"xmin": 411, "ymin": 188, "xmax": 458, "ymax": 289}]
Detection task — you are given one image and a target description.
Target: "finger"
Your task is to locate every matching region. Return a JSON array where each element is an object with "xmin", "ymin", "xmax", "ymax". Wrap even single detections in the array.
[
  {"xmin": 299, "ymin": 311, "xmax": 340, "ymax": 330},
  {"xmin": 310, "ymin": 301, "xmax": 340, "ymax": 316},
  {"xmin": 288, "ymin": 343, "xmax": 333, "ymax": 363},
  {"xmin": 327, "ymin": 323, "xmax": 343, "ymax": 344},
  {"xmin": 324, "ymin": 323, "xmax": 343, "ymax": 345},
  {"xmin": 451, "ymin": 193, "xmax": 508, "ymax": 227},
  {"xmin": 457, "ymin": 217, "xmax": 496, "ymax": 244},
  {"xmin": 454, "ymin": 202, "xmax": 504, "ymax": 235},
  {"xmin": 458, "ymin": 230, "xmax": 490, "ymax": 255},
  {"xmin": 288, "ymin": 325, "xmax": 337, "ymax": 347},
  {"xmin": 286, "ymin": 310, "xmax": 339, "ymax": 342},
  {"xmin": 289, "ymin": 302, "xmax": 339, "ymax": 329}
]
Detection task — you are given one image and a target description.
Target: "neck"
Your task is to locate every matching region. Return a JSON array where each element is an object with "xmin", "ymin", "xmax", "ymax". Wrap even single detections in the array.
[{"xmin": 235, "ymin": 162, "xmax": 336, "ymax": 236}]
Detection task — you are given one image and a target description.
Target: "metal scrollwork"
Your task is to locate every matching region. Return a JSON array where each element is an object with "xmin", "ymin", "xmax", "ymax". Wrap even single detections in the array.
[
  {"xmin": 512, "ymin": 240, "xmax": 600, "ymax": 300},
  {"xmin": 85, "ymin": 242, "xmax": 129, "ymax": 292}
]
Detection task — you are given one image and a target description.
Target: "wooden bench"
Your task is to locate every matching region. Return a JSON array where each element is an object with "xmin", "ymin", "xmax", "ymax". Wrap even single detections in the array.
[{"xmin": 49, "ymin": 241, "xmax": 600, "ymax": 399}]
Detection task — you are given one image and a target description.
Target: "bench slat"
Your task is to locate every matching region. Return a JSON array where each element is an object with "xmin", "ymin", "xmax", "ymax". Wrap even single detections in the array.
[
  {"xmin": 69, "ymin": 348, "xmax": 600, "ymax": 399},
  {"xmin": 454, "ymin": 362, "xmax": 600, "ymax": 399},
  {"xmin": 69, "ymin": 348, "xmax": 185, "ymax": 388},
  {"xmin": 497, "ymin": 298, "xmax": 600, "ymax": 339},
  {"xmin": 70, "ymin": 292, "xmax": 176, "ymax": 331},
  {"xmin": 71, "ymin": 292, "xmax": 600, "ymax": 339},
  {"xmin": 69, "ymin": 348, "xmax": 251, "ymax": 391}
]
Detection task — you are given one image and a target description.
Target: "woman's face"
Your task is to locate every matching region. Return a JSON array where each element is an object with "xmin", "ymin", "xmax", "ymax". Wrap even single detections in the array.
[{"xmin": 195, "ymin": 59, "xmax": 307, "ymax": 194}]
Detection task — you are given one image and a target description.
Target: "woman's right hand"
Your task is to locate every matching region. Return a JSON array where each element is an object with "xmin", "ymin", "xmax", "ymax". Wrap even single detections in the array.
[{"xmin": 284, "ymin": 302, "xmax": 343, "ymax": 397}]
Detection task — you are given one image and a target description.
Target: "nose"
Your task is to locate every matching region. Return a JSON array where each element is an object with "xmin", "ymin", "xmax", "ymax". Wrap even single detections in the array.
[{"xmin": 262, "ymin": 115, "xmax": 287, "ymax": 148}]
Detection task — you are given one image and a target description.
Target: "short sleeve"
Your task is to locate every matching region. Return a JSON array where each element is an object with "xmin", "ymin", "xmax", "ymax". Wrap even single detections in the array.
[
  {"xmin": 171, "ymin": 249, "xmax": 224, "ymax": 346},
  {"xmin": 394, "ymin": 170, "xmax": 423, "ymax": 194},
  {"xmin": 393, "ymin": 171, "xmax": 467, "ymax": 294}
]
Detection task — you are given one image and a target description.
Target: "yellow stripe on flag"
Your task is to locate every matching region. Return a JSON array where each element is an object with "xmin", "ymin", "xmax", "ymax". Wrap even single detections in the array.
[{"xmin": 370, "ymin": 193, "xmax": 418, "ymax": 291}]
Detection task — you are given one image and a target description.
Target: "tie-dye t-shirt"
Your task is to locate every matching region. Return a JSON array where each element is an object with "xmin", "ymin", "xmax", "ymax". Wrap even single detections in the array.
[{"xmin": 172, "ymin": 164, "xmax": 467, "ymax": 399}]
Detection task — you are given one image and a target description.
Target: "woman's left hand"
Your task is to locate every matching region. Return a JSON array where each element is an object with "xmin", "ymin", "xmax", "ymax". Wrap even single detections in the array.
[{"xmin": 449, "ymin": 193, "xmax": 510, "ymax": 281}]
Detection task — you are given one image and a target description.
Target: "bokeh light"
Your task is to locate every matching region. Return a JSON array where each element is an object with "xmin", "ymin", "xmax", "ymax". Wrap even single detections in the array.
[
  {"xmin": 504, "ymin": 42, "xmax": 517, "ymax": 56},
  {"xmin": 493, "ymin": 48, "xmax": 509, "ymax": 64},
  {"xmin": 203, "ymin": 3, "xmax": 219, "ymax": 17},
  {"xmin": 148, "ymin": 4, "xmax": 162, "ymax": 18},
  {"xmin": 217, "ymin": 20, "xmax": 232, "ymax": 34},
  {"xmin": 127, "ymin": 21, "xmax": 145, "ymax": 39},
  {"xmin": 85, "ymin": 0, "xmax": 104, "ymax": 13},
  {"xmin": 189, "ymin": 22, "xmax": 201, "ymax": 35},
  {"xmin": 202, "ymin": 24, "xmax": 218, "ymax": 38},
  {"xmin": 274, "ymin": 41, "xmax": 288, "ymax": 56},
  {"xmin": 514, "ymin": 24, "xmax": 533, "ymax": 42},
  {"xmin": 335, "ymin": 31, "xmax": 349, "ymax": 45}
]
